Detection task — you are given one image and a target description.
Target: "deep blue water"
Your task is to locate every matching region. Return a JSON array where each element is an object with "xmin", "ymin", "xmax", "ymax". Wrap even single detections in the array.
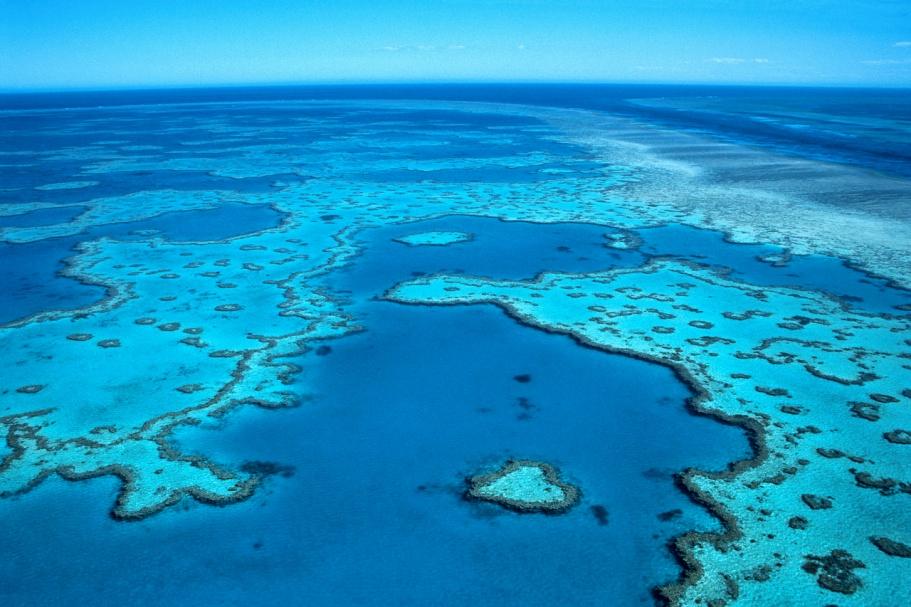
[
  {"xmin": 0, "ymin": 237, "xmax": 103, "ymax": 323},
  {"xmin": 356, "ymin": 216, "xmax": 642, "ymax": 286},
  {"xmin": 0, "ymin": 205, "xmax": 86, "ymax": 228},
  {"xmin": 4, "ymin": 84, "xmax": 910, "ymax": 177}
]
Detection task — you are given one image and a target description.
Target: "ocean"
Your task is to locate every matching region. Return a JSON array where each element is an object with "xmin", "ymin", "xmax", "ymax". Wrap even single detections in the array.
[{"xmin": 1, "ymin": 85, "xmax": 909, "ymax": 606}]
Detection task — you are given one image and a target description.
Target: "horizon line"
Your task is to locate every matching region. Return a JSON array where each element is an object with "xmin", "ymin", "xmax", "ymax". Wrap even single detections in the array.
[{"xmin": 3, "ymin": 79, "xmax": 911, "ymax": 96}]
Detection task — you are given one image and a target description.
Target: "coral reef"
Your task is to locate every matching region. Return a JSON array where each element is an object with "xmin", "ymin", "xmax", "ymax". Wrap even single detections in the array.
[
  {"xmin": 466, "ymin": 459, "xmax": 579, "ymax": 513},
  {"xmin": 386, "ymin": 258, "xmax": 911, "ymax": 604},
  {"xmin": 2, "ymin": 98, "xmax": 910, "ymax": 604}
]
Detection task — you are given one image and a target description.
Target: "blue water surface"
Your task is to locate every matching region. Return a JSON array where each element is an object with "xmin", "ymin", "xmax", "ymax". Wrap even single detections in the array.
[
  {"xmin": 5, "ymin": 84, "xmax": 910, "ymax": 177},
  {"xmin": 0, "ymin": 216, "xmax": 751, "ymax": 606},
  {"xmin": 1, "ymin": 89, "xmax": 909, "ymax": 607}
]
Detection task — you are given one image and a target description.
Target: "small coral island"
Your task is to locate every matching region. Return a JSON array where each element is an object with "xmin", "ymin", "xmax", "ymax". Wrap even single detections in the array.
[
  {"xmin": 393, "ymin": 230, "xmax": 472, "ymax": 247},
  {"xmin": 466, "ymin": 459, "xmax": 579, "ymax": 513}
]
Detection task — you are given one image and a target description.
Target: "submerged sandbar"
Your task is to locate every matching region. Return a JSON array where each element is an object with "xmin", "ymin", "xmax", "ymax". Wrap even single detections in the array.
[{"xmin": 393, "ymin": 231, "xmax": 473, "ymax": 247}]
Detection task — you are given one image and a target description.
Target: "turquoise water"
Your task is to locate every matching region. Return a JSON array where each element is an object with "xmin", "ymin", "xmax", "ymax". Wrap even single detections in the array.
[
  {"xmin": 0, "ymin": 202, "xmax": 283, "ymax": 324},
  {"xmin": 1, "ymin": 217, "xmax": 748, "ymax": 605},
  {"xmin": 636, "ymin": 224, "xmax": 911, "ymax": 313},
  {"xmin": 1, "ymin": 87, "xmax": 909, "ymax": 606}
]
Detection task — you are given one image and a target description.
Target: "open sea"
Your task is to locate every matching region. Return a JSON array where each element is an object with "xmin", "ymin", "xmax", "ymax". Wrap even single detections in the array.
[{"xmin": 1, "ymin": 85, "xmax": 909, "ymax": 606}]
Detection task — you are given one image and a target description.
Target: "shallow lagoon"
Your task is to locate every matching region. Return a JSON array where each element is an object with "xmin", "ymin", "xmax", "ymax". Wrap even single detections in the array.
[{"xmin": 0, "ymin": 201, "xmax": 284, "ymax": 324}]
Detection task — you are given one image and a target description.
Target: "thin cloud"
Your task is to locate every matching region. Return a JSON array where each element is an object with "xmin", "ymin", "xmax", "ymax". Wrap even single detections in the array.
[
  {"xmin": 709, "ymin": 57, "xmax": 769, "ymax": 65},
  {"xmin": 861, "ymin": 58, "xmax": 911, "ymax": 65},
  {"xmin": 378, "ymin": 44, "xmax": 467, "ymax": 52},
  {"xmin": 894, "ymin": 41, "xmax": 911, "ymax": 47}
]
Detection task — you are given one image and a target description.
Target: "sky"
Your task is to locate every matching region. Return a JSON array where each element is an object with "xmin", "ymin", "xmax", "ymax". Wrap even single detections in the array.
[{"xmin": 1, "ymin": 0, "xmax": 910, "ymax": 90}]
